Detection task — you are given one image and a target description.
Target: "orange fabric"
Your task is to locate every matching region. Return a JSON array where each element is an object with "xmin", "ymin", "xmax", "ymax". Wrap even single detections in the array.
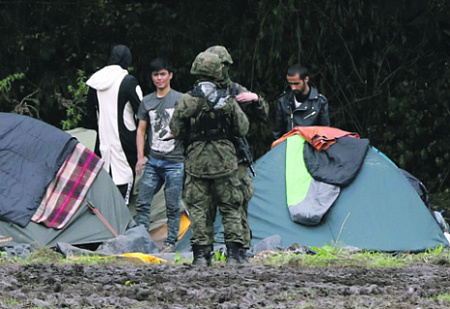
[
  {"xmin": 178, "ymin": 212, "xmax": 191, "ymax": 241},
  {"xmin": 271, "ymin": 126, "xmax": 359, "ymax": 151}
]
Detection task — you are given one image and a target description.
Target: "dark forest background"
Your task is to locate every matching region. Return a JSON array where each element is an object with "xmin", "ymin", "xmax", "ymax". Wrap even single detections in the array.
[{"xmin": 1, "ymin": 0, "xmax": 449, "ymax": 200}]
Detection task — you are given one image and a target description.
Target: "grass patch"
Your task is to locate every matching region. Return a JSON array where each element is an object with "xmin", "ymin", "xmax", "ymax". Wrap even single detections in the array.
[
  {"xmin": 253, "ymin": 245, "xmax": 450, "ymax": 268},
  {"xmin": 1, "ymin": 245, "xmax": 450, "ymax": 268},
  {"xmin": 0, "ymin": 247, "xmax": 127, "ymax": 266},
  {"xmin": 0, "ymin": 298, "xmax": 21, "ymax": 306},
  {"xmin": 0, "ymin": 247, "xmax": 64, "ymax": 266},
  {"xmin": 435, "ymin": 294, "xmax": 450, "ymax": 302}
]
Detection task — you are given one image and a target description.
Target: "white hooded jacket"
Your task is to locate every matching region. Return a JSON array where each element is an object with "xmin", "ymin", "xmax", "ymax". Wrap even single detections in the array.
[{"xmin": 86, "ymin": 46, "xmax": 143, "ymax": 187}]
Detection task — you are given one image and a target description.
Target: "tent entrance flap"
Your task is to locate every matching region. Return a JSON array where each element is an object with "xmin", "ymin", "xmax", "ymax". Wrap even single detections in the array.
[
  {"xmin": 285, "ymin": 135, "xmax": 340, "ymax": 226},
  {"xmin": 149, "ymin": 212, "xmax": 191, "ymax": 246},
  {"xmin": 285, "ymin": 135, "xmax": 311, "ymax": 206}
]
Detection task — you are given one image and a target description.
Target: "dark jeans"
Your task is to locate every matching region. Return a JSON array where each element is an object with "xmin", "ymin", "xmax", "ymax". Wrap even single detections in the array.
[{"xmin": 135, "ymin": 156, "xmax": 184, "ymax": 244}]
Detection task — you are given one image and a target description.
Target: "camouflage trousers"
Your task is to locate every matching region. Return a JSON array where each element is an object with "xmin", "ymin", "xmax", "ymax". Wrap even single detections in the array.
[
  {"xmin": 184, "ymin": 171, "xmax": 248, "ymax": 246},
  {"xmin": 237, "ymin": 164, "xmax": 254, "ymax": 248}
]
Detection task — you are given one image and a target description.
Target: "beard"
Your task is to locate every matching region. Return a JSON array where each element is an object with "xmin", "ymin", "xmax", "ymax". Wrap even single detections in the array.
[
  {"xmin": 293, "ymin": 82, "xmax": 309, "ymax": 102},
  {"xmin": 294, "ymin": 90, "xmax": 308, "ymax": 102}
]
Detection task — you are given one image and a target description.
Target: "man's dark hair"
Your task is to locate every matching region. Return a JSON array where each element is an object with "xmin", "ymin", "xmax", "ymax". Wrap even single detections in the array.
[
  {"xmin": 150, "ymin": 57, "xmax": 173, "ymax": 73},
  {"xmin": 287, "ymin": 64, "xmax": 309, "ymax": 80}
]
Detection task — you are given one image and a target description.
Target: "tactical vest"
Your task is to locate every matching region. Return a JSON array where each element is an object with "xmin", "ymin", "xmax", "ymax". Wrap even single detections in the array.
[{"xmin": 188, "ymin": 82, "xmax": 234, "ymax": 143}]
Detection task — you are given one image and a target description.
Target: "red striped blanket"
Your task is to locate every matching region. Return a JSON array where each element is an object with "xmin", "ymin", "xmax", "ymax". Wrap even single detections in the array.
[{"xmin": 32, "ymin": 143, "xmax": 104, "ymax": 229}]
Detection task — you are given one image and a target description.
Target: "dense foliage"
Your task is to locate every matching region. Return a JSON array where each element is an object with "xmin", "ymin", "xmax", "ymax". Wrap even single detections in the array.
[{"xmin": 1, "ymin": 0, "xmax": 449, "ymax": 192}]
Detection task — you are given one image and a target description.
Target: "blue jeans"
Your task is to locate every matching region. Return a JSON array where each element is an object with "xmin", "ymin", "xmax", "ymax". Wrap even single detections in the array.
[{"xmin": 135, "ymin": 157, "xmax": 184, "ymax": 244}]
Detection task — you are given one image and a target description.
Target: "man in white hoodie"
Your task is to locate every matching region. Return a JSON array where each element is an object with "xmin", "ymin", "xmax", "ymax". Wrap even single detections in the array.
[{"xmin": 85, "ymin": 45, "xmax": 143, "ymax": 204}]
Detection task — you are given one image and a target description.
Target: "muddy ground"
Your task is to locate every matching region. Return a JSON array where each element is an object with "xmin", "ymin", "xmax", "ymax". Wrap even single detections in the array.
[{"xmin": 1, "ymin": 260, "xmax": 449, "ymax": 309}]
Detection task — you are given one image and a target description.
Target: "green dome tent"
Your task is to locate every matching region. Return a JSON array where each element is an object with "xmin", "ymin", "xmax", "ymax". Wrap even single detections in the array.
[
  {"xmin": 0, "ymin": 113, "xmax": 134, "ymax": 249},
  {"xmin": 246, "ymin": 133, "xmax": 450, "ymax": 252}
]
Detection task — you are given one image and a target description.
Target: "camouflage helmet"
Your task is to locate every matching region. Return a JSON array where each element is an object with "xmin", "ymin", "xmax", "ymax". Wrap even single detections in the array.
[
  {"xmin": 190, "ymin": 51, "xmax": 223, "ymax": 79},
  {"xmin": 205, "ymin": 45, "xmax": 233, "ymax": 65}
]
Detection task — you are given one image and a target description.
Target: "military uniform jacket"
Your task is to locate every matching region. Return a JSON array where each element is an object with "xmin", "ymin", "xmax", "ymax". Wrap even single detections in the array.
[
  {"xmin": 169, "ymin": 93, "xmax": 249, "ymax": 179},
  {"xmin": 229, "ymin": 82, "xmax": 269, "ymax": 122}
]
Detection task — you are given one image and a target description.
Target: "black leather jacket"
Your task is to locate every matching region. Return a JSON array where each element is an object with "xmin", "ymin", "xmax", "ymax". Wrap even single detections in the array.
[{"xmin": 272, "ymin": 85, "xmax": 330, "ymax": 140}]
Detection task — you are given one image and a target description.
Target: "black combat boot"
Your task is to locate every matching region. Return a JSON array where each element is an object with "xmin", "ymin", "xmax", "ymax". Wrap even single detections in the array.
[
  {"xmin": 226, "ymin": 243, "xmax": 242, "ymax": 265},
  {"xmin": 239, "ymin": 248, "xmax": 249, "ymax": 265},
  {"xmin": 192, "ymin": 245, "xmax": 212, "ymax": 266}
]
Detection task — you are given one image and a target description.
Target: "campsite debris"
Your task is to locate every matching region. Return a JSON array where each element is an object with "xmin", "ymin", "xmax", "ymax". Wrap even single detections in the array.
[
  {"xmin": 118, "ymin": 252, "xmax": 166, "ymax": 264},
  {"xmin": 286, "ymin": 243, "xmax": 317, "ymax": 255}
]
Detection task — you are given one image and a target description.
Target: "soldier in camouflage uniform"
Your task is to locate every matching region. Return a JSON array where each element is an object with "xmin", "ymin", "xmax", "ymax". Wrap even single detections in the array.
[
  {"xmin": 205, "ymin": 46, "xmax": 268, "ymax": 122},
  {"xmin": 169, "ymin": 51, "xmax": 249, "ymax": 266},
  {"xmin": 205, "ymin": 46, "xmax": 269, "ymax": 262}
]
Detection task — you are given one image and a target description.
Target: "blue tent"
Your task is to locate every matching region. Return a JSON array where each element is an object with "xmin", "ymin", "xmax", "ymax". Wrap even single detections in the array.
[{"xmin": 247, "ymin": 138, "xmax": 449, "ymax": 252}]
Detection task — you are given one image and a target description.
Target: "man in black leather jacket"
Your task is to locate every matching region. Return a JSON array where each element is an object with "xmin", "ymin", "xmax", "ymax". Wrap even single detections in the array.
[{"xmin": 272, "ymin": 64, "xmax": 330, "ymax": 140}]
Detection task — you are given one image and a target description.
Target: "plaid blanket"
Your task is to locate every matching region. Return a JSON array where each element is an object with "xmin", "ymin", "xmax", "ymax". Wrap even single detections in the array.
[{"xmin": 32, "ymin": 143, "xmax": 104, "ymax": 229}]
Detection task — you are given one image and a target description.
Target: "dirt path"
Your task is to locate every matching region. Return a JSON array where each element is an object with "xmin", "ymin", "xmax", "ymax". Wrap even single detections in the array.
[{"xmin": 0, "ymin": 262, "xmax": 449, "ymax": 308}]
